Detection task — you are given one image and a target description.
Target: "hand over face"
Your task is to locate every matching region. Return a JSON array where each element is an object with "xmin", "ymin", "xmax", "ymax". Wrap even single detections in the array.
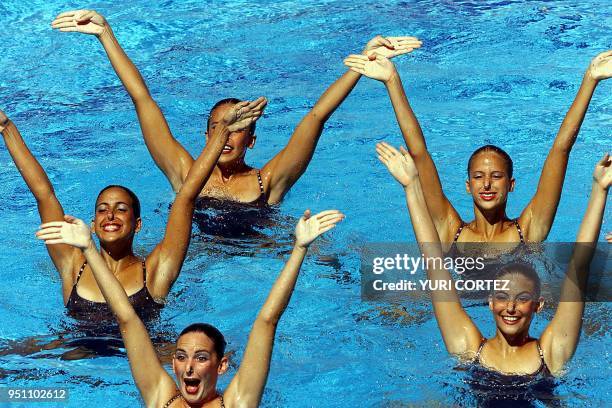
[{"xmin": 222, "ymin": 97, "xmax": 268, "ymax": 133}]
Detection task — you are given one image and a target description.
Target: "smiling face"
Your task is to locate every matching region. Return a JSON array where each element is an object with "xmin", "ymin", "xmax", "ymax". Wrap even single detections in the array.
[
  {"xmin": 172, "ymin": 332, "xmax": 228, "ymax": 404},
  {"xmin": 466, "ymin": 151, "xmax": 515, "ymax": 211},
  {"xmin": 490, "ymin": 272, "xmax": 543, "ymax": 337},
  {"xmin": 93, "ymin": 187, "xmax": 141, "ymax": 244},
  {"xmin": 206, "ymin": 103, "xmax": 256, "ymax": 165}
]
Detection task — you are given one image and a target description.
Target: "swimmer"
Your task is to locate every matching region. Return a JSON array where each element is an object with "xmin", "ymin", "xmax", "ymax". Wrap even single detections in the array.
[
  {"xmin": 37, "ymin": 209, "xmax": 344, "ymax": 407},
  {"xmin": 51, "ymin": 10, "xmax": 422, "ymax": 205},
  {"xmin": 1, "ymin": 99, "xmax": 263, "ymax": 318},
  {"xmin": 378, "ymin": 142, "xmax": 610, "ymax": 376},
  {"xmin": 346, "ymin": 50, "xmax": 612, "ymax": 245}
]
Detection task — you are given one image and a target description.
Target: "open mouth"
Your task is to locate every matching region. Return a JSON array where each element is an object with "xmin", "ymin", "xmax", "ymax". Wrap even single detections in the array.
[
  {"xmin": 101, "ymin": 224, "xmax": 121, "ymax": 232},
  {"xmin": 479, "ymin": 192, "xmax": 496, "ymax": 201},
  {"xmin": 501, "ymin": 315, "xmax": 520, "ymax": 325},
  {"xmin": 184, "ymin": 378, "xmax": 201, "ymax": 395},
  {"xmin": 222, "ymin": 145, "xmax": 233, "ymax": 154}
]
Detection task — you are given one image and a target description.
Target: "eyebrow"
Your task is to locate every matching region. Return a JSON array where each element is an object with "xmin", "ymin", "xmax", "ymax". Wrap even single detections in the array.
[{"xmin": 96, "ymin": 201, "xmax": 130, "ymax": 207}]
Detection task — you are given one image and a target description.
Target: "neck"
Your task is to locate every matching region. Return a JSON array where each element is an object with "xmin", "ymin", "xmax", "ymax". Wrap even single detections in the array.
[
  {"xmin": 99, "ymin": 239, "xmax": 136, "ymax": 265},
  {"xmin": 493, "ymin": 327, "xmax": 532, "ymax": 349},
  {"xmin": 471, "ymin": 203, "xmax": 509, "ymax": 237},
  {"xmin": 214, "ymin": 159, "xmax": 251, "ymax": 181}
]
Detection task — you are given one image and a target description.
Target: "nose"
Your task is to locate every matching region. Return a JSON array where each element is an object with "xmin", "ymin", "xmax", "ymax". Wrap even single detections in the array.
[
  {"xmin": 506, "ymin": 300, "xmax": 516, "ymax": 313},
  {"xmin": 483, "ymin": 176, "xmax": 491, "ymax": 189},
  {"xmin": 106, "ymin": 210, "xmax": 114, "ymax": 220},
  {"xmin": 186, "ymin": 360, "xmax": 194, "ymax": 376}
]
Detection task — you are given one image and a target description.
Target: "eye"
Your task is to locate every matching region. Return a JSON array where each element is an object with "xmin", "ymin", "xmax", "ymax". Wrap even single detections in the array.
[
  {"xmin": 494, "ymin": 292, "xmax": 509, "ymax": 302},
  {"xmin": 196, "ymin": 354, "xmax": 209, "ymax": 362},
  {"xmin": 517, "ymin": 294, "xmax": 533, "ymax": 303},
  {"xmin": 175, "ymin": 354, "xmax": 186, "ymax": 361}
]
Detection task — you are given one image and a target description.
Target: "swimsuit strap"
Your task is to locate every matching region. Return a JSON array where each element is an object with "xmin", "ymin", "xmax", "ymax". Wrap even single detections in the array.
[
  {"xmin": 220, "ymin": 394, "xmax": 225, "ymax": 408},
  {"xmin": 256, "ymin": 170, "xmax": 265, "ymax": 195},
  {"xmin": 141, "ymin": 260, "xmax": 147, "ymax": 286},
  {"xmin": 453, "ymin": 222, "xmax": 465, "ymax": 242},
  {"xmin": 513, "ymin": 219, "xmax": 525, "ymax": 243},
  {"xmin": 162, "ymin": 392, "xmax": 182, "ymax": 408},
  {"xmin": 475, "ymin": 338, "xmax": 486, "ymax": 361},
  {"xmin": 74, "ymin": 261, "xmax": 88, "ymax": 286},
  {"xmin": 535, "ymin": 340, "xmax": 545, "ymax": 362}
]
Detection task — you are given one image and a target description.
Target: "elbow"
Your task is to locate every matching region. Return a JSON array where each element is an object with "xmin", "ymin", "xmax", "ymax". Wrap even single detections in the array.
[
  {"xmin": 256, "ymin": 311, "xmax": 280, "ymax": 328},
  {"xmin": 130, "ymin": 88, "xmax": 153, "ymax": 104}
]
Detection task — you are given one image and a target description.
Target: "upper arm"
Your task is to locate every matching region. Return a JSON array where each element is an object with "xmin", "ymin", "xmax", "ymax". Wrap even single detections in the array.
[
  {"xmin": 133, "ymin": 98, "xmax": 194, "ymax": 192},
  {"xmin": 262, "ymin": 112, "xmax": 324, "ymax": 203},
  {"xmin": 520, "ymin": 145, "xmax": 570, "ymax": 242},
  {"xmin": 146, "ymin": 194, "xmax": 194, "ymax": 298},
  {"xmin": 225, "ymin": 319, "xmax": 275, "ymax": 408}
]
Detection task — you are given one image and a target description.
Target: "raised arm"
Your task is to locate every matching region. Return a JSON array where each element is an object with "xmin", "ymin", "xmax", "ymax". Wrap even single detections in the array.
[
  {"xmin": 345, "ymin": 50, "xmax": 460, "ymax": 241},
  {"xmin": 146, "ymin": 98, "xmax": 266, "ymax": 298},
  {"xmin": 36, "ymin": 216, "xmax": 177, "ymax": 406},
  {"xmin": 52, "ymin": 10, "xmax": 193, "ymax": 192},
  {"xmin": 262, "ymin": 36, "xmax": 422, "ymax": 204},
  {"xmin": 521, "ymin": 51, "xmax": 612, "ymax": 241},
  {"xmin": 0, "ymin": 111, "xmax": 76, "ymax": 299},
  {"xmin": 540, "ymin": 154, "xmax": 610, "ymax": 373},
  {"xmin": 377, "ymin": 142, "xmax": 481, "ymax": 356},
  {"xmin": 224, "ymin": 209, "xmax": 344, "ymax": 406}
]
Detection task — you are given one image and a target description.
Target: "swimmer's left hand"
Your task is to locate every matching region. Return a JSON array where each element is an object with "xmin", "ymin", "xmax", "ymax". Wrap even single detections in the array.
[
  {"xmin": 295, "ymin": 209, "xmax": 344, "ymax": 248},
  {"xmin": 587, "ymin": 50, "xmax": 612, "ymax": 81},
  {"xmin": 0, "ymin": 109, "xmax": 9, "ymax": 132},
  {"xmin": 36, "ymin": 215, "xmax": 92, "ymax": 249},
  {"xmin": 363, "ymin": 35, "xmax": 422, "ymax": 59}
]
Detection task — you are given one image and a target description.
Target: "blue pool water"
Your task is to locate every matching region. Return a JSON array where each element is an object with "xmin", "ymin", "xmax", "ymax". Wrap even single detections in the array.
[{"xmin": 0, "ymin": 0, "xmax": 610, "ymax": 406}]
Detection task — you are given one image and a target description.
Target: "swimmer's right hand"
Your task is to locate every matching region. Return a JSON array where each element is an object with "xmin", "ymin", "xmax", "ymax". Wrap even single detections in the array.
[
  {"xmin": 362, "ymin": 35, "xmax": 422, "ymax": 59},
  {"xmin": 344, "ymin": 54, "xmax": 396, "ymax": 82},
  {"xmin": 36, "ymin": 215, "xmax": 92, "ymax": 250},
  {"xmin": 0, "ymin": 110, "xmax": 9, "ymax": 132},
  {"xmin": 295, "ymin": 209, "xmax": 344, "ymax": 248},
  {"xmin": 592, "ymin": 153, "xmax": 611, "ymax": 190},
  {"xmin": 51, "ymin": 10, "xmax": 107, "ymax": 36},
  {"xmin": 221, "ymin": 96, "xmax": 268, "ymax": 133},
  {"xmin": 376, "ymin": 142, "xmax": 419, "ymax": 187}
]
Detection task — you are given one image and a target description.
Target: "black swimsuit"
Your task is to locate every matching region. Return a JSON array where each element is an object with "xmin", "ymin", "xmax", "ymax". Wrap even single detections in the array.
[
  {"xmin": 66, "ymin": 260, "xmax": 162, "ymax": 321},
  {"xmin": 466, "ymin": 339, "xmax": 556, "ymax": 406},
  {"xmin": 453, "ymin": 219, "xmax": 525, "ymax": 243}
]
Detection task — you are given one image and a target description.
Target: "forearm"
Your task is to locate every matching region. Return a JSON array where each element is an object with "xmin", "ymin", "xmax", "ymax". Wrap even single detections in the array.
[
  {"xmin": 576, "ymin": 182, "xmax": 608, "ymax": 243},
  {"xmin": 310, "ymin": 70, "xmax": 361, "ymax": 121},
  {"xmin": 179, "ymin": 125, "xmax": 229, "ymax": 200},
  {"xmin": 256, "ymin": 245, "xmax": 307, "ymax": 325},
  {"xmin": 97, "ymin": 25, "xmax": 151, "ymax": 102},
  {"xmin": 82, "ymin": 242, "xmax": 137, "ymax": 323},
  {"xmin": 553, "ymin": 73, "xmax": 598, "ymax": 152},
  {"xmin": 385, "ymin": 72, "xmax": 427, "ymax": 155},
  {"xmin": 2, "ymin": 121, "xmax": 55, "ymax": 199}
]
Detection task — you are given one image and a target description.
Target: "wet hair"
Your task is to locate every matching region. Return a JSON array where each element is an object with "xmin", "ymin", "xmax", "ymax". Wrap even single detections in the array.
[
  {"xmin": 467, "ymin": 145, "xmax": 513, "ymax": 179},
  {"xmin": 96, "ymin": 185, "xmax": 141, "ymax": 219},
  {"xmin": 179, "ymin": 323, "xmax": 227, "ymax": 358},
  {"xmin": 494, "ymin": 262, "xmax": 541, "ymax": 298},
  {"xmin": 206, "ymin": 98, "xmax": 257, "ymax": 135}
]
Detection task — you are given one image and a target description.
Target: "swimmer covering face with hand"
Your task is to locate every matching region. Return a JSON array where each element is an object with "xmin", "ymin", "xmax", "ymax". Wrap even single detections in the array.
[
  {"xmin": 36, "ymin": 208, "xmax": 344, "ymax": 407},
  {"xmin": 348, "ymin": 49, "xmax": 612, "ymax": 244},
  {"xmin": 0, "ymin": 100, "xmax": 263, "ymax": 314},
  {"xmin": 52, "ymin": 9, "xmax": 421, "ymax": 204},
  {"xmin": 378, "ymin": 142, "xmax": 610, "ymax": 376}
]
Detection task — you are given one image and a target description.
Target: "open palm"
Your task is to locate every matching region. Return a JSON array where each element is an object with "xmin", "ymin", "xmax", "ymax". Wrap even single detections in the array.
[
  {"xmin": 36, "ymin": 215, "xmax": 92, "ymax": 249},
  {"xmin": 588, "ymin": 50, "xmax": 612, "ymax": 81},
  {"xmin": 377, "ymin": 142, "xmax": 419, "ymax": 187},
  {"xmin": 295, "ymin": 210, "xmax": 344, "ymax": 248},
  {"xmin": 344, "ymin": 54, "xmax": 396, "ymax": 82},
  {"xmin": 593, "ymin": 153, "xmax": 612, "ymax": 189},
  {"xmin": 51, "ymin": 10, "xmax": 106, "ymax": 36}
]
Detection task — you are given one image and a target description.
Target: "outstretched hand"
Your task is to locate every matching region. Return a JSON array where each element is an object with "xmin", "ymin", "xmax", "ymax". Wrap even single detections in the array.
[
  {"xmin": 363, "ymin": 35, "xmax": 422, "ymax": 59},
  {"xmin": 344, "ymin": 54, "xmax": 396, "ymax": 82},
  {"xmin": 51, "ymin": 10, "xmax": 107, "ymax": 36},
  {"xmin": 222, "ymin": 97, "xmax": 268, "ymax": 133},
  {"xmin": 295, "ymin": 209, "xmax": 344, "ymax": 248},
  {"xmin": 0, "ymin": 109, "xmax": 9, "ymax": 132},
  {"xmin": 36, "ymin": 215, "xmax": 92, "ymax": 249},
  {"xmin": 593, "ymin": 153, "xmax": 611, "ymax": 190},
  {"xmin": 588, "ymin": 50, "xmax": 612, "ymax": 81},
  {"xmin": 377, "ymin": 142, "xmax": 419, "ymax": 187}
]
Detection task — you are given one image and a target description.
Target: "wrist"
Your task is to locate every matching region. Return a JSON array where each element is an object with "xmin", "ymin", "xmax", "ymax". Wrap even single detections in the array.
[
  {"xmin": 384, "ymin": 71, "xmax": 400, "ymax": 86},
  {"xmin": 97, "ymin": 23, "xmax": 113, "ymax": 40},
  {"xmin": 591, "ymin": 180, "xmax": 609, "ymax": 194},
  {"xmin": 82, "ymin": 239, "xmax": 97, "ymax": 254},
  {"xmin": 294, "ymin": 242, "xmax": 309, "ymax": 252}
]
